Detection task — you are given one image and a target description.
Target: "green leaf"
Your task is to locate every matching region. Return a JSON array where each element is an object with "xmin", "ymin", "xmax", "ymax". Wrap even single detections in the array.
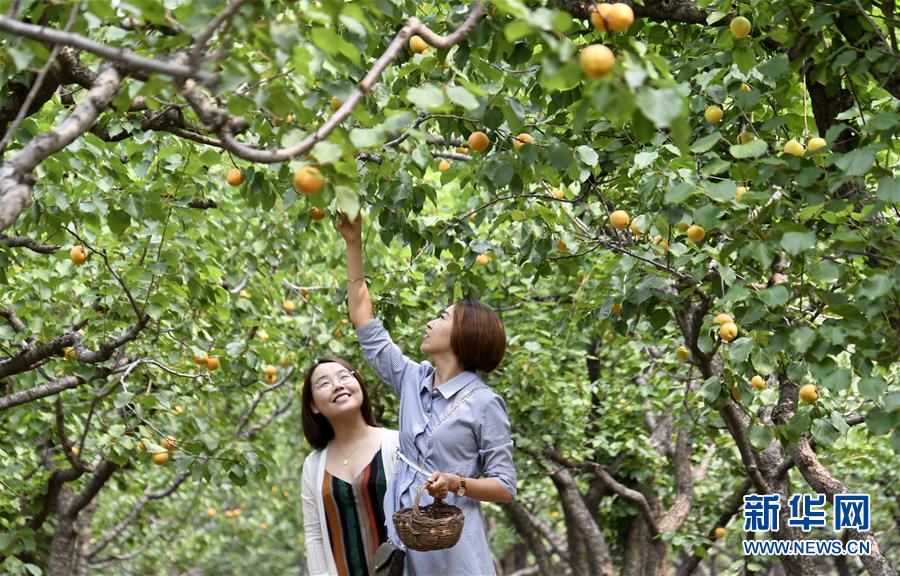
[
  {"xmin": 576, "ymin": 145, "xmax": 599, "ymax": 167},
  {"xmin": 335, "ymin": 186, "xmax": 359, "ymax": 220},
  {"xmin": 665, "ymin": 182, "xmax": 696, "ymax": 204},
  {"xmin": 858, "ymin": 376, "xmax": 887, "ymax": 400},
  {"xmin": 757, "ymin": 54, "xmax": 789, "ymax": 79},
  {"xmin": 811, "ymin": 420, "xmax": 840, "ymax": 447},
  {"xmin": 876, "ymin": 177, "xmax": 899, "ymax": 202},
  {"xmin": 729, "ymin": 139, "xmax": 767, "ymax": 159},
  {"xmin": 349, "ymin": 127, "xmax": 384, "ymax": 148},
  {"xmin": 757, "ymin": 285, "xmax": 790, "ymax": 308},
  {"xmin": 635, "ymin": 88, "xmax": 683, "ymax": 128},
  {"xmin": 834, "ymin": 146, "xmax": 877, "ymax": 176},
  {"xmin": 691, "ymin": 132, "xmax": 722, "ymax": 153},
  {"xmin": 310, "ymin": 140, "xmax": 342, "ymax": 164},
  {"xmin": 781, "ymin": 229, "xmax": 817, "ymax": 255},
  {"xmin": 406, "ymin": 85, "xmax": 445, "ymax": 111},
  {"xmin": 790, "ymin": 326, "xmax": 817, "ymax": 354},
  {"xmin": 748, "ymin": 425, "xmax": 775, "ymax": 450},
  {"xmin": 447, "ymin": 86, "xmax": 479, "ymax": 110},
  {"xmin": 751, "ymin": 348, "xmax": 775, "ymax": 375},
  {"xmin": 866, "ymin": 407, "xmax": 892, "ymax": 436},
  {"xmin": 704, "ymin": 179, "xmax": 736, "ymax": 202}
]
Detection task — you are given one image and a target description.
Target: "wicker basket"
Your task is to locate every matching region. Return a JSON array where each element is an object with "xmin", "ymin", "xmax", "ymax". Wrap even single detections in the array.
[{"xmin": 393, "ymin": 482, "xmax": 465, "ymax": 551}]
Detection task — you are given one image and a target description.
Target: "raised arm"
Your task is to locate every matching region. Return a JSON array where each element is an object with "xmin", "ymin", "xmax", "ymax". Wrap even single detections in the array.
[{"xmin": 337, "ymin": 213, "xmax": 374, "ymax": 328}]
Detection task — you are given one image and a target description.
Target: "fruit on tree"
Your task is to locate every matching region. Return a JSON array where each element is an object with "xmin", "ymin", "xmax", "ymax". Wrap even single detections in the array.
[
  {"xmin": 751, "ymin": 375, "xmax": 766, "ymax": 390},
  {"xmin": 799, "ymin": 384, "xmax": 819, "ymax": 403},
  {"xmin": 808, "ymin": 137, "xmax": 827, "ymax": 152},
  {"xmin": 783, "ymin": 139, "xmax": 805, "ymax": 157},
  {"xmin": 439, "ymin": 160, "xmax": 451, "ymax": 171},
  {"xmin": 714, "ymin": 313, "xmax": 733, "ymax": 325},
  {"xmin": 730, "ymin": 16, "xmax": 751, "ymax": 39},
  {"xmin": 226, "ymin": 168, "xmax": 244, "ymax": 186},
  {"xmin": 610, "ymin": 210, "xmax": 629, "ymax": 229},
  {"xmin": 205, "ymin": 356, "xmax": 220, "ymax": 371},
  {"xmin": 580, "ymin": 45, "xmax": 615, "ymax": 79},
  {"xmin": 719, "ymin": 322, "xmax": 739, "ymax": 341},
  {"xmin": 468, "ymin": 131, "xmax": 490, "ymax": 152},
  {"xmin": 409, "ymin": 35, "xmax": 428, "ymax": 54},
  {"xmin": 676, "ymin": 346, "xmax": 690, "ymax": 362},
  {"xmin": 513, "ymin": 133, "xmax": 534, "ymax": 151},
  {"xmin": 70, "ymin": 246, "xmax": 87, "ymax": 265},
  {"xmin": 152, "ymin": 452, "xmax": 169, "ymax": 465},
  {"xmin": 704, "ymin": 105, "xmax": 723, "ymax": 123},
  {"xmin": 687, "ymin": 225, "xmax": 705, "ymax": 243},
  {"xmin": 476, "ymin": 253, "xmax": 491, "ymax": 266},
  {"xmin": 294, "ymin": 166, "xmax": 324, "ymax": 195}
]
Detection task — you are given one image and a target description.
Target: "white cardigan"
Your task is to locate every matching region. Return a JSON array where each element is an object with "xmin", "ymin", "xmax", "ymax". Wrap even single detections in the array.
[{"xmin": 301, "ymin": 428, "xmax": 400, "ymax": 576}]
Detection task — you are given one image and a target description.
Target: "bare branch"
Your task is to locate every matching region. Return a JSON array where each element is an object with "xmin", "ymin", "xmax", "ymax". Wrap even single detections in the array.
[
  {"xmin": 0, "ymin": 375, "xmax": 83, "ymax": 410},
  {"xmin": 86, "ymin": 470, "xmax": 191, "ymax": 559},
  {"xmin": 0, "ymin": 307, "xmax": 27, "ymax": 332},
  {"xmin": 179, "ymin": 2, "xmax": 484, "ymax": 162},
  {"xmin": 1, "ymin": 66, "xmax": 122, "ymax": 232},
  {"xmin": 0, "ymin": 2, "xmax": 81, "ymax": 155},
  {"xmin": 0, "ymin": 233, "xmax": 61, "ymax": 253},
  {"xmin": 235, "ymin": 369, "xmax": 295, "ymax": 437},
  {"xmin": 0, "ymin": 15, "xmax": 217, "ymax": 85},
  {"xmin": 190, "ymin": 0, "xmax": 251, "ymax": 61}
]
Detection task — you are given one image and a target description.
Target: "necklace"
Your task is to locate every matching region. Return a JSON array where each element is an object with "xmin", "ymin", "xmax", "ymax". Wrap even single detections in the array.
[{"xmin": 334, "ymin": 431, "xmax": 367, "ymax": 466}]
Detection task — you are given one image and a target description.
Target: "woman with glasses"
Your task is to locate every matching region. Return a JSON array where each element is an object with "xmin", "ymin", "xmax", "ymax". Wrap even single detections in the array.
[
  {"xmin": 301, "ymin": 357, "xmax": 400, "ymax": 575},
  {"xmin": 337, "ymin": 214, "xmax": 516, "ymax": 576}
]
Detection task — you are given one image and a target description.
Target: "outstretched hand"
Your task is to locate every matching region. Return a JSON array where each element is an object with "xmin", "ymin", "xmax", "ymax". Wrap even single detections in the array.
[{"xmin": 335, "ymin": 212, "xmax": 362, "ymax": 244}]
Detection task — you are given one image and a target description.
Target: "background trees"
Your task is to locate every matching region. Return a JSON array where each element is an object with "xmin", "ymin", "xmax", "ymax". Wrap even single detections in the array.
[{"xmin": 0, "ymin": 0, "xmax": 897, "ymax": 574}]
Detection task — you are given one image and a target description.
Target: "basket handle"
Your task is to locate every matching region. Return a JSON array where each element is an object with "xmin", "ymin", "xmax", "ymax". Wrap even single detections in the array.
[{"xmin": 411, "ymin": 481, "xmax": 441, "ymax": 522}]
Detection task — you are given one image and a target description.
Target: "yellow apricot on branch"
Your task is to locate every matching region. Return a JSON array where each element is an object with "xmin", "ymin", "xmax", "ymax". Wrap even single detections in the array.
[
  {"xmin": 70, "ymin": 246, "xmax": 87, "ymax": 265},
  {"xmin": 704, "ymin": 105, "xmax": 723, "ymax": 123},
  {"xmin": 676, "ymin": 346, "xmax": 691, "ymax": 362},
  {"xmin": 580, "ymin": 44, "xmax": 616, "ymax": 79},
  {"xmin": 226, "ymin": 168, "xmax": 244, "ymax": 187},
  {"xmin": 438, "ymin": 160, "xmax": 451, "ymax": 172},
  {"xmin": 808, "ymin": 137, "xmax": 827, "ymax": 152},
  {"xmin": 799, "ymin": 384, "xmax": 819, "ymax": 403},
  {"xmin": 513, "ymin": 133, "xmax": 534, "ymax": 151},
  {"xmin": 783, "ymin": 139, "xmax": 805, "ymax": 157},
  {"xmin": 468, "ymin": 131, "xmax": 490, "ymax": 152},
  {"xmin": 687, "ymin": 225, "xmax": 705, "ymax": 243},
  {"xmin": 294, "ymin": 166, "xmax": 324, "ymax": 195},
  {"xmin": 751, "ymin": 375, "xmax": 766, "ymax": 390},
  {"xmin": 719, "ymin": 322, "xmax": 739, "ymax": 342},
  {"xmin": 730, "ymin": 16, "xmax": 752, "ymax": 39},
  {"xmin": 714, "ymin": 313, "xmax": 733, "ymax": 325},
  {"xmin": 609, "ymin": 210, "xmax": 629, "ymax": 229},
  {"xmin": 409, "ymin": 35, "xmax": 428, "ymax": 54}
]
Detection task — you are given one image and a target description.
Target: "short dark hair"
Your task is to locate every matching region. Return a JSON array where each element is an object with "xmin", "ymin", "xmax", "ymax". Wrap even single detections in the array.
[
  {"xmin": 451, "ymin": 300, "xmax": 506, "ymax": 373},
  {"xmin": 301, "ymin": 357, "xmax": 376, "ymax": 450}
]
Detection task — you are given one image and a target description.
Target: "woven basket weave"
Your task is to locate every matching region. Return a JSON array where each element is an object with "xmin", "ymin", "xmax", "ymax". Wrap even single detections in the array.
[{"xmin": 393, "ymin": 482, "xmax": 465, "ymax": 551}]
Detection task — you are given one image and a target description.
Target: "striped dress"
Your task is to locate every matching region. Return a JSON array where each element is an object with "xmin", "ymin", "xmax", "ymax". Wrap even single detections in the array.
[{"xmin": 322, "ymin": 449, "xmax": 388, "ymax": 576}]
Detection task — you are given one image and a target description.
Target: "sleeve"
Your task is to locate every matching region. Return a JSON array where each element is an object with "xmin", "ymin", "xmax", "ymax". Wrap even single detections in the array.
[
  {"xmin": 301, "ymin": 454, "xmax": 332, "ymax": 576},
  {"xmin": 476, "ymin": 394, "xmax": 517, "ymax": 499},
  {"xmin": 354, "ymin": 318, "xmax": 422, "ymax": 395}
]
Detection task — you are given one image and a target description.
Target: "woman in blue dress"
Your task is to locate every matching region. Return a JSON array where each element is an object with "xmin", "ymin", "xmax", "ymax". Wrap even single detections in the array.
[{"xmin": 337, "ymin": 213, "xmax": 516, "ymax": 576}]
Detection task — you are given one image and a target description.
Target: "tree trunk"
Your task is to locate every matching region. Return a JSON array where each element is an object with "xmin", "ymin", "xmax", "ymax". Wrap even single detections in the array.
[{"xmin": 48, "ymin": 488, "xmax": 77, "ymax": 576}]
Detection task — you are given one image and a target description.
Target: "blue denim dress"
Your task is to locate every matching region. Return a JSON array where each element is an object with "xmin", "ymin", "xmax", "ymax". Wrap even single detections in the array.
[{"xmin": 355, "ymin": 319, "xmax": 517, "ymax": 576}]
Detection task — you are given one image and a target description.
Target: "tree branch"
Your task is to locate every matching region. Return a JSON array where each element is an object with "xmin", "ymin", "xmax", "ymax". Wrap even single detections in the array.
[
  {"xmin": 0, "ymin": 66, "xmax": 122, "ymax": 232},
  {"xmin": 0, "ymin": 15, "xmax": 217, "ymax": 85},
  {"xmin": 0, "ymin": 233, "xmax": 61, "ymax": 253},
  {"xmin": 178, "ymin": 2, "xmax": 484, "ymax": 162}
]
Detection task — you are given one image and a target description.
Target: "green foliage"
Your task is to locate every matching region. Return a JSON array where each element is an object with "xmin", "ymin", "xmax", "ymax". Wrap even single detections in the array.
[{"xmin": 1, "ymin": 0, "xmax": 897, "ymax": 573}]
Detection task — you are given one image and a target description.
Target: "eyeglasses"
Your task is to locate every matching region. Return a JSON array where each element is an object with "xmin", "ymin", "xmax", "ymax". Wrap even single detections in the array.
[{"xmin": 312, "ymin": 370, "xmax": 357, "ymax": 391}]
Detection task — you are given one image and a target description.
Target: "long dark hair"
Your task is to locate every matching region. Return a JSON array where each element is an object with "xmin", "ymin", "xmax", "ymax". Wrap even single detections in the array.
[{"xmin": 301, "ymin": 357, "xmax": 376, "ymax": 450}]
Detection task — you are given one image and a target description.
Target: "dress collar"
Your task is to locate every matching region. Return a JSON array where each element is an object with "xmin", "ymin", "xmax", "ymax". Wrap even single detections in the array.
[{"xmin": 421, "ymin": 370, "xmax": 481, "ymax": 399}]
